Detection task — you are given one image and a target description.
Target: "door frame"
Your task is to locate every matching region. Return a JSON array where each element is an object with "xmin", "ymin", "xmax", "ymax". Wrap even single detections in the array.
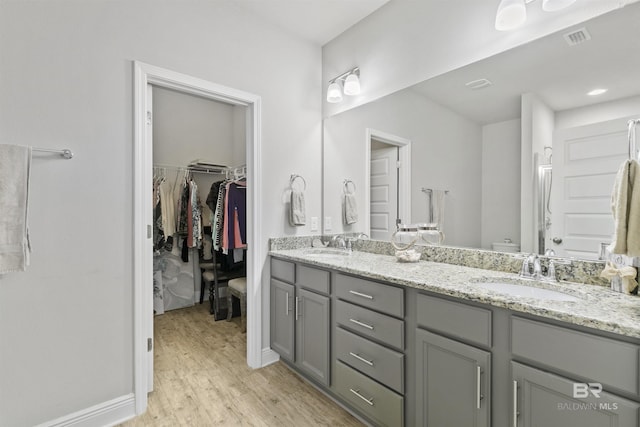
[
  {"xmin": 133, "ymin": 61, "xmax": 262, "ymax": 414},
  {"xmin": 364, "ymin": 128, "xmax": 411, "ymax": 234}
]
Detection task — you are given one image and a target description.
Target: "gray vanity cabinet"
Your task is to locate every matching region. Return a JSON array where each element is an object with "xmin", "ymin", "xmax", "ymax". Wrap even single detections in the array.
[
  {"xmin": 295, "ymin": 287, "xmax": 330, "ymax": 385},
  {"xmin": 416, "ymin": 329, "xmax": 491, "ymax": 427},
  {"xmin": 270, "ymin": 278, "xmax": 295, "ymax": 362},
  {"xmin": 512, "ymin": 362, "xmax": 640, "ymax": 427},
  {"xmin": 270, "ymin": 258, "xmax": 331, "ymax": 386}
]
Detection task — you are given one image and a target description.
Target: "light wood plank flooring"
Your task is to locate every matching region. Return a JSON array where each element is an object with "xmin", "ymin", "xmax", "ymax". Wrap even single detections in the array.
[{"xmin": 120, "ymin": 303, "xmax": 362, "ymax": 427}]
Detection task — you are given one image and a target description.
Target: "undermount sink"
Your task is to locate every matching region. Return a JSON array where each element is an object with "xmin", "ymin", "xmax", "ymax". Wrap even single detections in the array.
[
  {"xmin": 473, "ymin": 281, "xmax": 579, "ymax": 302},
  {"xmin": 303, "ymin": 248, "xmax": 351, "ymax": 258}
]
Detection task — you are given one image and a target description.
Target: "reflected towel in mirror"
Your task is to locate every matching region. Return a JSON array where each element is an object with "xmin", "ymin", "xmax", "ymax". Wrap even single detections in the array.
[
  {"xmin": 610, "ymin": 159, "xmax": 640, "ymax": 256},
  {"xmin": 344, "ymin": 193, "xmax": 358, "ymax": 225}
]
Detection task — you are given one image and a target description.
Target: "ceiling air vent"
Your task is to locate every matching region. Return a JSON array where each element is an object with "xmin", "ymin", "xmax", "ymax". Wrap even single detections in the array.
[
  {"xmin": 563, "ymin": 27, "xmax": 591, "ymax": 46},
  {"xmin": 465, "ymin": 78, "xmax": 493, "ymax": 90}
]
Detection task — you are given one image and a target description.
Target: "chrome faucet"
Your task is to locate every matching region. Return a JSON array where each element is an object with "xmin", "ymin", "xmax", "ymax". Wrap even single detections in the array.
[
  {"xmin": 331, "ymin": 235, "xmax": 346, "ymax": 249},
  {"xmin": 520, "ymin": 253, "xmax": 558, "ymax": 282},
  {"xmin": 520, "ymin": 254, "xmax": 542, "ymax": 279}
]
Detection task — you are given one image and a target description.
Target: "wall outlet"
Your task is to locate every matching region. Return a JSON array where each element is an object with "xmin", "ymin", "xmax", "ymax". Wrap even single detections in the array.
[
  {"xmin": 324, "ymin": 216, "xmax": 332, "ymax": 231},
  {"xmin": 310, "ymin": 216, "xmax": 318, "ymax": 232}
]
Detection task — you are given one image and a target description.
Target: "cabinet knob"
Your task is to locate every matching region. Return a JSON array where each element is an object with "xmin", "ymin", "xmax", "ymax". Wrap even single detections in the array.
[{"xmin": 552, "ymin": 237, "xmax": 563, "ymax": 244}]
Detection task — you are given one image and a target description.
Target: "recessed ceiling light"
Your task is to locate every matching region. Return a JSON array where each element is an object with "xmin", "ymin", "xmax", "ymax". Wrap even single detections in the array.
[{"xmin": 587, "ymin": 88, "xmax": 608, "ymax": 96}]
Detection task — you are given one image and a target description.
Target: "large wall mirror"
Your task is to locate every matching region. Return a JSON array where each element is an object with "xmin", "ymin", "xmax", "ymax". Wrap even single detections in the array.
[{"xmin": 323, "ymin": 3, "xmax": 640, "ymax": 260}]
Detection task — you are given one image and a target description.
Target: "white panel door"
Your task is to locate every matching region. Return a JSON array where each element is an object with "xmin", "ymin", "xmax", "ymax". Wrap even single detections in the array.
[
  {"xmin": 550, "ymin": 117, "xmax": 631, "ymax": 259},
  {"xmin": 370, "ymin": 146, "xmax": 398, "ymax": 241}
]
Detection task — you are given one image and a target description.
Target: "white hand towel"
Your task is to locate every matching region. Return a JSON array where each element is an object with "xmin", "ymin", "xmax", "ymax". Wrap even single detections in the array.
[
  {"xmin": 610, "ymin": 160, "xmax": 640, "ymax": 256},
  {"xmin": 344, "ymin": 193, "xmax": 358, "ymax": 225},
  {"xmin": 290, "ymin": 190, "xmax": 306, "ymax": 226},
  {"xmin": 0, "ymin": 144, "xmax": 32, "ymax": 273}
]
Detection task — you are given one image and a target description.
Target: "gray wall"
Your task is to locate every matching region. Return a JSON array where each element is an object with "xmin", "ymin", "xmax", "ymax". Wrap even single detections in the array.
[
  {"xmin": 481, "ymin": 119, "xmax": 521, "ymax": 250},
  {"xmin": 323, "ymin": 89, "xmax": 483, "ymax": 248},
  {"xmin": 0, "ymin": 1, "xmax": 322, "ymax": 425}
]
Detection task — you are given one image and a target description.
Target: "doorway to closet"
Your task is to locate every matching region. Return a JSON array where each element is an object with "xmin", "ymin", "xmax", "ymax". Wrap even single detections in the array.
[{"xmin": 133, "ymin": 62, "xmax": 263, "ymax": 415}]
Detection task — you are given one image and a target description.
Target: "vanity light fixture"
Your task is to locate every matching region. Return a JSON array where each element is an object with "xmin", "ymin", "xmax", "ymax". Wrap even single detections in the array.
[
  {"xmin": 327, "ymin": 67, "xmax": 360, "ymax": 103},
  {"xmin": 495, "ymin": 0, "xmax": 576, "ymax": 31}
]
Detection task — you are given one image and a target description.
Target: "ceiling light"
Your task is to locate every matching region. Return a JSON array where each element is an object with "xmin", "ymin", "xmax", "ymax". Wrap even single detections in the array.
[
  {"xmin": 326, "ymin": 67, "xmax": 360, "ymax": 103},
  {"xmin": 587, "ymin": 88, "xmax": 608, "ymax": 96},
  {"xmin": 495, "ymin": 0, "xmax": 576, "ymax": 31},
  {"xmin": 495, "ymin": 0, "xmax": 527, "ymax": 31},
  {"xmin": 542, "ymin": 0, "xmax": 576, "ymax": 12}
]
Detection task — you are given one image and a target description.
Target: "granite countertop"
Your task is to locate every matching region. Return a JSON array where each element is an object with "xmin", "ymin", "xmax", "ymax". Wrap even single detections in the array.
[{"xmin": 269, "ymin": 248, "xmax": 640, "ymax": 340}]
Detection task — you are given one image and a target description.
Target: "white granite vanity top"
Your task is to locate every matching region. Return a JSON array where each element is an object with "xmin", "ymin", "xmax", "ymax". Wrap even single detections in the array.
[{"xmin": 269, "ymin": 248, "xmax": 640, "ymax": 340}]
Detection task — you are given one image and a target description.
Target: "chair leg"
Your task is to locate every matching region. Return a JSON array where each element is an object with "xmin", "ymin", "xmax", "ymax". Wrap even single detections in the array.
[
  {"xmin": 240, "ymin": 294, "xmax": 247, "ymax": 333},
  {"xmin": 199, "ymin": 271, "xmax": 206, "ymax": 304},
  {"xmin": 226, "ymin": 292, "xmax": 233, "ymax": 321}
]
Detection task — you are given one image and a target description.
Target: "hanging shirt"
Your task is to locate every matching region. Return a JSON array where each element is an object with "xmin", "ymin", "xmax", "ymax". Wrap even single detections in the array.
[{"xmin": 225, "ymin": 181, "xmax": 247, "ymax": 250}]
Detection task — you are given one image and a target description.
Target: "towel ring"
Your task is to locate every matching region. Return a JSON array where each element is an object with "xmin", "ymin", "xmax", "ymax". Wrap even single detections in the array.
[
  {"xmin": 343, "ymin": 179, "xmax": 356, "ymax": 194},
  {"xmin": 290, "ymin": 174, "xmax": 306, "ymax": 191}
]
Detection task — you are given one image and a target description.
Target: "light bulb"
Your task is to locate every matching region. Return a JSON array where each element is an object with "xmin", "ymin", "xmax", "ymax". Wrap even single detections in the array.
[
  {"xmin": 343, "ymin": 73, "xmax": 361, "ymax": 96},
  {"xmin": 495, "ymin": 0, "xmax": 527, "ymax": 31},
  {"xmin": 326, "ymin": 81, "xmax": 342, "ymax": 103}
]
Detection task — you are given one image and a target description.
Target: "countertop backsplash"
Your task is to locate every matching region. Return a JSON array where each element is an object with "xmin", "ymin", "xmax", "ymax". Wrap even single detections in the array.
[{"xmin": 269, "ymin": 235, "xmax": 609, "ymax": 287}]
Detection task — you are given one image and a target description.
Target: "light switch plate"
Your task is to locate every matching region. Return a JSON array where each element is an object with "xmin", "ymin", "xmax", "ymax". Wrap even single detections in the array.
[
  {"xmin": 324, "ymin": 216, "xmax": 332, "ymax": 231},
  {"xmin": 310, "ymin": 216, "xmax": 318, "ymax": 232}
]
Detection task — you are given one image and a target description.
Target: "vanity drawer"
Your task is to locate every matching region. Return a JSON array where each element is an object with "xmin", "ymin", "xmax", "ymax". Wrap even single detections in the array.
[
  {"xmin": 335, "ymin": 327, "xmax": 404, "ymax": 394},
  {"xmin": 335, "ymin": 273, "xmax": 404, "ymax": 318},
  {"xmin": 271, "ymin": 258, "xmax": 295, "ymax": 284},
  {"xmin": 511, "ymin": 316, "xmax": 640, "ymax": 396},
  {"xmin": 297, "ymin": 264, "xmax": 330, "ymax": 295},
  {"xmin": 335, "ymin": 361, "xmax": 404, "ymax": 427},
  {"xmin": 336, "ymin": 300, "xmax": 404, "ymax": 350},
  {"xmin": 417, "ymin": 293, "xmax": 492, "ymax": 347}
]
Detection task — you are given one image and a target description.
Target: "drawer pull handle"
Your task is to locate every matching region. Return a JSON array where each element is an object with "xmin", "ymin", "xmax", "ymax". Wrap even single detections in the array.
[
  {"xmin": 349, "ymin": 318, "xmax": 374, "ymax": 330},
  {"xmin": 349, "ymin": 388, "xmax": 374, "ymax": 406},
  {"xmin": 349, "ymin": 290, "xmax": 374, "ymax": 300},
  {"xmin": 349, "ymin": 352, "xmax": 374, "ymax": 366},
  {"xmin": 513, "ymin": 380, "xmax": 519, "ymax": 427}
]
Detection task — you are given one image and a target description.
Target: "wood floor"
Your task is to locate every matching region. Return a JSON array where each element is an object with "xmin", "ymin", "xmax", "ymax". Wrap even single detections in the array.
[{"xmin": 119, "ymin": 302, "xmax": 363, "ymax": 427}]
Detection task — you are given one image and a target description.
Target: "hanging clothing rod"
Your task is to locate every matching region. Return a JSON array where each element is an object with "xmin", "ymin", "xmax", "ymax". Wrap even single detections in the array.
[
  {"xmin": 154, "ymin": 163, "xmax": 246, "ymax": 177},
  {"xmin": 33, "ymin": 147, "xmax": 74, "ymax": 159},
  {"xmin": 154, "ymin": 163, "xmax": 227, "ymax": 175}
]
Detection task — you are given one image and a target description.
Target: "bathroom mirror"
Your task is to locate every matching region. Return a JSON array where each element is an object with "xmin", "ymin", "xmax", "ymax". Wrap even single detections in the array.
[{"xmin": 322, "ymin": 3, "xmax": 640, "ymax": 260}]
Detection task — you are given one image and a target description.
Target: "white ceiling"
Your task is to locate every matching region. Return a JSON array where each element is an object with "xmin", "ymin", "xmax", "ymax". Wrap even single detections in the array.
[
  {"xmin": 411, "ymin": 3, "xmax": 640, "ymax": 124},
  {"xmin": 231, "ymin": 0, "xmax": 390, "ymax": 45}
]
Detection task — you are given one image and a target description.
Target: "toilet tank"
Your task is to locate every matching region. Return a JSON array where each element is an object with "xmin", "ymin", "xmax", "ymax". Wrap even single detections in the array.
[{"xmin": 492, "ymin": 242, "xmax": 520, "ymax": 253}]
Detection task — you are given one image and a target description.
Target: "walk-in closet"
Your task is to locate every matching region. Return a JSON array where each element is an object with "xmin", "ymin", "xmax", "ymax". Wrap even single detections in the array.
[{"xmin": 150, "ymin": 85, "xmax": 248, "ymax": 350}]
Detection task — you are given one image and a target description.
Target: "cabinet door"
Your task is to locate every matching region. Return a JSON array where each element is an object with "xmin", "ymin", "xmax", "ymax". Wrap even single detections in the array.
[
  {"xmin": 416, "ymin": 329, "xmax": 491, "ymax": 427},
  {"xmin": 512, "ymin": 362, "xmax": 640, "ymax": 427},
  {"xmin": 296, "ymin": 288, "xmax": 330, "ymax": 386},
  {"xmin": 270, "ymin": 279, "xmax": 295, "ymax": 362}
]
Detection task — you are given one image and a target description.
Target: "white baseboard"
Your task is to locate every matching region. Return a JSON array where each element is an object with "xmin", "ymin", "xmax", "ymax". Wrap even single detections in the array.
[
  {"xmin": 37, "ymin": 394, "xmax": 137, "ymax": 427},
  {"xmin": 261, "ymin": 347, "xmax": 280, "ymax": 367}
]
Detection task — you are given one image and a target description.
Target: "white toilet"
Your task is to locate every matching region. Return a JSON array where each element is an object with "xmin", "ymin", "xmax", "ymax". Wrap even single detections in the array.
[{"xmin": 492, "ymin": 241, "xmax": 520, "ymax": 253}]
